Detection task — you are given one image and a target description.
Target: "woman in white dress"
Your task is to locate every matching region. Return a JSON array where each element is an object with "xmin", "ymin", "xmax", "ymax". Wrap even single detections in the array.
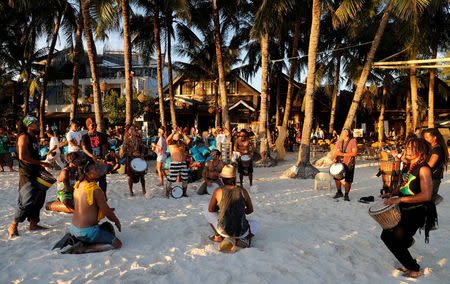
[{"xmin": 45, "ymin": 130, "xmax": 66, "ymax": 170}]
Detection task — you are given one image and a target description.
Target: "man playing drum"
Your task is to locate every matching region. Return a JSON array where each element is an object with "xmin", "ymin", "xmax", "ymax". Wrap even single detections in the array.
[
  {"xmin": 379, "ymin": 136, "xmax": 436, "ymax": 278},
  {"xmin": 332, "ymin": 128, "xmax": 357, "ymax": 201},
  {"xmin": 166, "ymin": 126, "xmax": 191, "ymax": 197},
  {"xmin": 197, "ymin": 150, "xmax": 225, "ymax": 195},
  {"xmin": 8, "ymin": 116, "xmax": 52, "ymax": 239},
  {"xmin": 234, "ymin": 130, "xmax": 254, "ymax": 188},
  {"xmin": 123, "ymin": 124, "xmax": 146, "ymax": 196}
]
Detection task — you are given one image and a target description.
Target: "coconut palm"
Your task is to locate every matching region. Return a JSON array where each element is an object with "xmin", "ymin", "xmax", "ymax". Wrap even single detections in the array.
[
  {"xmin": 70, "ymin": 11, "xmax": 84, "ymax": 122},
  {"xmin": 333, "ymin": 0, "xmax": 430, "ymax": 136},
  {"xmin": 81, "ymin": 0, "xmax": 105, "ymax": 132}
]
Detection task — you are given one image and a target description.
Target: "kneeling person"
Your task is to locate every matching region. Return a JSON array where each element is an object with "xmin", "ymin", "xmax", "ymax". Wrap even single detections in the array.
[
  {"xmin": 197, "ymin": 150, "xmax": 224, "ymax": 195},
  {"xmin": 70, "ymin": 162, "xmax": 122, "ymax": 252},
  {"xmin": 204, "ymin": 165, "xmax": 259, "ymax": 252},
  {"xmin": 46, "ymin": 152, "xmax": 80, "ymax": 213}
]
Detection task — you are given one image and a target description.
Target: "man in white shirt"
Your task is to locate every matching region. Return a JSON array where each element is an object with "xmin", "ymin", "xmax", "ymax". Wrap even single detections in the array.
[{"xmin": 66, "ymin": 121, "xmax": 82, "ymax": 153}]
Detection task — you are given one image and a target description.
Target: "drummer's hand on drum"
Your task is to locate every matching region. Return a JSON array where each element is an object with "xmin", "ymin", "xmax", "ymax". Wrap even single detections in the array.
[
  {"xmin": 379, "ymin": 192, "xmax": 392, "ymax": 199},
  {"xmin": 384, "ymin": 197, "xmax": 401, "ymax": 205}
]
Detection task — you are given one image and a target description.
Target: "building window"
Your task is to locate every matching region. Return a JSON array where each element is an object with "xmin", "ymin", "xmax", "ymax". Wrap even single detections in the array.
[
  {"xmin": 226, "ymin": 80, "xmax": 236, "ymax": 94},
  {"xmin": 181, "ymin": 81, "xmax": 193, "ymax": 95},
  {"xmin": 48, "ymin": 85, "xmax": 71, "ymax": 105}
]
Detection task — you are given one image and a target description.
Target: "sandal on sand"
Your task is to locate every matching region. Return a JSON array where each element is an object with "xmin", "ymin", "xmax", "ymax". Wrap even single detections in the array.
[
  {"xmin": 403, "ymin": 270, "xmax": 421, "ymax": 278},
  {"xmin": 236, "ymin": 238, "xmax": 251, "ymax": 248},
  {"xmin": 219, "ymin": 238, "xmax": 235, "ymax": 253},
  {"xmin": 209, "ymin": 235, "xmax": 224, "ymax": 242}
]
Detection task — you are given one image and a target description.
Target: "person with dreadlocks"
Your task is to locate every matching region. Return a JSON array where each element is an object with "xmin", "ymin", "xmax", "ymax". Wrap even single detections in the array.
[
  {"xmin": 68, "ymin": 161, "xmax": 122, "ymax": 253},
  {"xmin": 379, "ymin": 136, "xmax": 437, "ymax": 278},
  {"xmin": 422, "ymin": 128, "xmax": 448, "ymax": 204},
  {"xmin": 204, "ymin": 165, "xmax": 259, "ymax": 253}
]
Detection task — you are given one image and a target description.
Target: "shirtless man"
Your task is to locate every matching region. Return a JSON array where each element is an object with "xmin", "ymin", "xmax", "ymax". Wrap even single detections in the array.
[
  {"xmin": 70, "ymin": 162, "xmax": 122, "ymax": 252},
  {"xmin": 197, "ymin": 150, "xmax": 225, "ymax": 195},
  {"xmin": 166, "ymin": 126, "xmax": 191, "ymax": 197},
  {"xmin": 234, "ymin": 130, "xmax": 254, "ymax": 187},
  {"xmin": 8, "ymin": 116, "xmax": 52, "ymax": 239}
]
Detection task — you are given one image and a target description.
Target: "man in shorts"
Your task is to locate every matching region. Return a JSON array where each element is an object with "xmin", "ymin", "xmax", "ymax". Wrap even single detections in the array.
[
  {"xmin": 332, "ymin": 128, "xmax": 357, "ymax": 201},
  {"xmin": 166, "ymin": 126, "xmax": 190, "ymax": 197},
  {"xmin": 234, "ymin": 130, "xmax": 254, "ymax": 187},
  {"xmin": 70, "ymin": 162, "xmax": 122, "ymax": 252}
]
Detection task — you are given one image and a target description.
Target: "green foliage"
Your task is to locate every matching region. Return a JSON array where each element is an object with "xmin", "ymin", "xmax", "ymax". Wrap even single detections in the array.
[{"xmin": 103, "ymin": 89, "xmax": 145, "ymax": 125}]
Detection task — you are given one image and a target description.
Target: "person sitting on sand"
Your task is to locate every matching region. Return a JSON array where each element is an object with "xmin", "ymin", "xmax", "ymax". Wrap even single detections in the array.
[
  {"xmin": 197, "ymin": 150, "xmax": 224, "ymax": 195},
  {"xmin": 46, "ymin": 152, "xmax": 80, "ymax": 213},
  {"xmin": 105, "ymin": 148, "xmax": 120, "ymax": 173},
  {"xmin": 204, "ymin": 165, "xmax": 259, "ymax": 252},
  {"xmin": 166, "ymin": 126, "xmax": 190, "ymax": 197},
  {"xmin": 70, "ymin": 161, "xmax": 122, "ymax": 252}
]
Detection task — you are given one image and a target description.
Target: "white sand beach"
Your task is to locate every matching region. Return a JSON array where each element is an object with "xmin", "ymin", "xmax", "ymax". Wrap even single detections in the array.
[{"xmin": 1, "ymin": 152, "xmax": 449, "ymax": 284}]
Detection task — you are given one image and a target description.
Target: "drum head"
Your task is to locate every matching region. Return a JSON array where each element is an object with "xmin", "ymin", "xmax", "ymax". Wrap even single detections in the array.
[
  {"xmin": 329, "ymin": 163, "xmax": 344, "ymax": 175},
  {"xmin": 131, "ymin": 158, "xmax": 147, "ymax": 172},
  {"xmin": 171, "ymin": 186, "xmax": 183, "ymax": 199},
  {"xmin": 241, "ymin": 155, "xmax": 251, "ymax": 162},
  {"xmin": 207, "ymin": 182, "xmax": 219, "ymax": 195},
  {"xmin": 369, "ymin": 200, "xmax": 395, "ymax": 214}
]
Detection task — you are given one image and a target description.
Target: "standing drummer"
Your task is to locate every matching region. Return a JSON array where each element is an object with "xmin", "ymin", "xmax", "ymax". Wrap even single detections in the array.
[
  {"xmin": 123, "ymin": 124, "xmax": 146, "ymax": 196},
  {"xmin": 166, "ymin": 126, "xmax": 191, "ymax": 197},
  {"xmin": 332, "ymin": 128, "xmax": 357, "ymax": 201},
  {"xmin": 8, "ymin": 116, "xmax": 52, "ymax": 239},
  {"xmin": 234, "ymin": 130, "xmax": 254, "ymax": 188},
  {"xmin": 197, "ymin": 150, "xmax": 225, "ymax": 195}
]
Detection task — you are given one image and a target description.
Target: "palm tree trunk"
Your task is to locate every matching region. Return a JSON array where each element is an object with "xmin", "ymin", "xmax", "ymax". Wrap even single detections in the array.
[
  {"xmin": 258, "ymin": 32, "xmax": 269, "ymax": 162},
  {"xmin": 214, "ymin": 83, "xmax": 219, "ymax": 127},
  {"xmin": 122, "ymin": 0, "xmax": 133, "ymax": 125},
  {"xmin": 290, "ymin": 0, "xmax": 320, "ymax": 179},
  {"xmin": 428, "ymin": 46, "xmax": 437, "ymax": 128},
  {"xmin": 329, "ymin": 53, "xmax": 341, "ymax": 134},
  {"xmin": 341, "ymin": 3, "xmax": 393, "ymax": 131},
  {"xmin": 409, "ymin": 51, "xmax": 419, "ymax": 130},
  {"xmin": 275, "ymin": 75, "xmax": 281, "ymax": 126},
  {"xmin": 275, "ymin": 14, "xmax": 301, "ymax": 160},
  {"xmin": 39, "ymin": 11, "xmax": 62, "ymax": 137},
  {"xmin": 70, "ymin": 12, "xmax": 83, "ymax": 122},
  {"xmin": 212, "ymin": 0, "xmax": 231, "ymax": 136},
  {"xmin": 406, "ymin": 90, "xmax": 412, "ymax": 134},
  {"xmin": 153, "ymin": 2, "xmax": 166, "ymax": 129},
  {"xmin": 167, "ymin": 17, "xmax": 177, "ymax": 129},
  {"xmin": 81, "ymin": 0, "xmax": 104, "ymax": 132},
  {"xmin": 378, "ymin": 83, "xmax": 387, "ymax": 142},
  {"xmin": 24, "ymin": 27, "xmax": 36, "ymax": 115}
]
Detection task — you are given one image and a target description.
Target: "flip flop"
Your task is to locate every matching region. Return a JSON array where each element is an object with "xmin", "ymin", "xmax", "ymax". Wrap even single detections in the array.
[{"xmin": 219, "ymin": 238, "xmax": 235, "ymax": 253}]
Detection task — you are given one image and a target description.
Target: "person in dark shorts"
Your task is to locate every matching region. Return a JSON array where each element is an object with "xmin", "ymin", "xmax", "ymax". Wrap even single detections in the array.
[
  {"xmin": 379, "ymin": 136, "xmax": 436, "ymax": 278},
  {"xmin": 234, "ymin": 130, "xmax": 254, "ymax": 188},
  {"xmin": 8, "ymin": 116, "xmax": 52, "ymax": 239},
  {"xmin": 422, "ymin": 128, "xmax": 448, "ymax": 203},
  {"xmin": 332, "ymin": 128, "xmax": 357, "ymax": 201},
  {"xmin": 81, "ymin": 118, "xmax": 108, "ymax": 196}
]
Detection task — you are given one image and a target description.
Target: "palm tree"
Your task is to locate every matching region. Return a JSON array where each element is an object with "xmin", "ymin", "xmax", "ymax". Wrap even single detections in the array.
[
  {"xmin": 212, "ymin": 0, "xmax": 230, "ymax": 135},
  {"xmin": 39, "ymin": 1, "xmax": 67, "ymax": 137},
  {"xmin": 333, "ymin": 0, "xmax": 430, "ymax": 136},
  {"xmin": 70, "ymin": 11, "xmax": 84, "ymax": 122},
  {"xmin": 284, "ymin": 0, "xmax": 321, "ymax": 178},
  {"xmin": 121, "ymin": 0, "xmax": 133, "ymax": 125},
  {"xmin": 81, "ymin": 0, "xmax": 105, "ymax": 132}
]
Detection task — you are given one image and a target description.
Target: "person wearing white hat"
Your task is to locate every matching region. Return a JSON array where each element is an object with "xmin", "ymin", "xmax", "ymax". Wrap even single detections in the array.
[{"xmin": 203, "ymin": 165, "xmax": 259, "ymax": 252}]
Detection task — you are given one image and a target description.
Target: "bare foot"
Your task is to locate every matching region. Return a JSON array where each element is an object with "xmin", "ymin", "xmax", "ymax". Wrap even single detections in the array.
[
  {"xmin": 8, "ymin": 224, "xmax": 19, "ymax": 239},
  {"xmin": 10, "ymin": 169, "xmax": 16, "ymax": 172},
  {"xmin": 29, "ymin": 223, "xmax": 48, "ymax": 231},
  {"xmin": 403, "ymin": 270, "xmax": 421, "ymax": 278},
  {"xmin": 397, "ymin": 267, "xmax": 408, "ymax": 273},
  {"xmin": 142, "ymin": 190, "xmax": 146, "ymax": 195},
  {"xmin": 209, "ymin": 235, "xmax": 224, "ymax": 242},
  {"xmin": 156, "ymin": 183, "xmax": 163, "ymax": 187},
  {"xmin": 130, "ymin": 192, "xmax": 134, "ymax": 197}
]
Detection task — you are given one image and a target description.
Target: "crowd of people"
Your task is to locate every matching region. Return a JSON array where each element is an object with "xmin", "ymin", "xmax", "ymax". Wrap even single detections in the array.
[{"xmin": 3, "ymin": 115, "xmax": 448, "ymax": 269}]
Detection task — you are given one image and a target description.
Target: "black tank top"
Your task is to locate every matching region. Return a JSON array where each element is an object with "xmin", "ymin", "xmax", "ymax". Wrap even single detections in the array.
[
  {"xmin": 218, "ymin": 187, "xmax": 249, "ymax": 237},
  {"xmin": 19, "ymin": 132, "xmax": 41, "ymax": 176},
  {"xmin": 399, "ymin": 161, "xmax": 430, "ymax": 209}
]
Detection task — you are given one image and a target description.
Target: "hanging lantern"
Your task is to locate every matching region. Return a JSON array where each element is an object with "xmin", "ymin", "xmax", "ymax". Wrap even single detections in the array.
[{"xmin": 137, "ymin": 93, "xmax": 147, "ymax": 103}]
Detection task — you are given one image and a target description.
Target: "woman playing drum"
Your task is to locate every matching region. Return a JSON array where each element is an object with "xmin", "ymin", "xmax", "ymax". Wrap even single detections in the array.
[{"xmin": 380, "ymin": 136, "xmax": 437, "ymax": 278}]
